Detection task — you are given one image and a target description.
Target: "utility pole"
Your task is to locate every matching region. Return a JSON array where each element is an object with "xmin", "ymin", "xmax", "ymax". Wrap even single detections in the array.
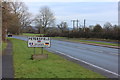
[
  {"xmin": 71, "ymin": 20, "xmax": 75, "ymax": 29},
  {"xmin": 71, "ymin": 19, "xmax": 80, "ymax": 30},
  {"xmin": 76, "ymin": 19, "xmax": 79, "ymax": 29},
  {"xmin": 84, "ymin": 19, "xmax": 86, "ymax": 32}
]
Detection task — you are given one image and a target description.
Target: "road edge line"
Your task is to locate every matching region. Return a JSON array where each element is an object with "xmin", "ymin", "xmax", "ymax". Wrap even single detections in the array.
[{"xmin": 54, "ymin": 50, "xmax": 119, "ymax": 77}]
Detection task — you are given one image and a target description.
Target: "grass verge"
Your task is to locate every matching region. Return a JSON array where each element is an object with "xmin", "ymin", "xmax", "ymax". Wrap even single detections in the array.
[
  {"xmin": 52, "ymin": 37, "xmax": 118, "ymax": 46},
  {"xmin": 22, "ymin": 33, "xmax": 45, "ymax": 36},
  {"xmin": 2, "ymin": 41, "xmax": 7, "ymax": 50},
  {"xmin": 9, "ymin": 38, "xmax": 105, "ymax": 78}
]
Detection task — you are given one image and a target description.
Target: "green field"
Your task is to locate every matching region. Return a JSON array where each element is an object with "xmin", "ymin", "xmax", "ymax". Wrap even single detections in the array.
[
  {"xmin": 52, "ymin": 37, "xmax": 118, "ymax": 46},
  {"xmin": 22, "ymin": 33, "xmax": 45, "ymax": 36},
  {"xmin": 21, "ymin": 33, "xmax": 118, "ymax": 47},
  {"xmin": 20, "ymin": 33, "xmax": 118, "ymax": 47},
  {"xmin": 9, "ymin": 38, "xmax": 105, "ymax": 78}
]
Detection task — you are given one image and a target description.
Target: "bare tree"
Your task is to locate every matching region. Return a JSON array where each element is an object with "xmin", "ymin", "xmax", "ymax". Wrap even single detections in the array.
[
  {"xmin": 2, "ymin": 1, "xmax": 32, "ymax": 41},
  {"xmin": 57, "ymin": 21, "xmax": 68, "ymax": 33},
  {"xmin": 35, "ymin": 6, "xmax": 55, "ymax": 34},
  {"xmin": 2, "ymin": 1, "xmax": 12, "ymax": 41},
  {"xmin": 19, "ymin": 9, "xmax": 32, "ymax": 33},
  {"xmin": 9, "ymin": 1, "xmax": 32, "ymax": 34},
  {"xmin": 103, "ymin": 22, "xmax": 113, "ymax": 32}
]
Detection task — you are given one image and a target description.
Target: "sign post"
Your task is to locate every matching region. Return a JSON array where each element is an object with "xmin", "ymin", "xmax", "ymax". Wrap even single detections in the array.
[
  {"xmin": 28, "ymin": 37, "xmax": 51, "ymax": 60},
  {"xmin": 34, "ymin": 47, "xmax": 35, "ymax": 54},
  {"xmin": 41, "ymin": 47, "xmax": 43, "ymax": 54}
]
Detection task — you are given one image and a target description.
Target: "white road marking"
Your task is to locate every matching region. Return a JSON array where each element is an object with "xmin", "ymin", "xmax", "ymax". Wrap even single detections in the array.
[{"xmin": 54, "ymin": 50, "xmax": 120, "ymax": 77}]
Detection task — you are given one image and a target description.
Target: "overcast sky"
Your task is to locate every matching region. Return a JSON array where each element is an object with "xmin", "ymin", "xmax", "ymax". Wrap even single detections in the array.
[{"xmin": 25, "ymin": 2, "xmax": 118, "ymax": 27}]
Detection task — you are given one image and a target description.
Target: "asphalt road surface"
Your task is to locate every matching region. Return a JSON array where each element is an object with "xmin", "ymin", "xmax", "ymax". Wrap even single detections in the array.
[{"xmin": 12, "ymin": 36, "xmax": 119, "ymax": 78}]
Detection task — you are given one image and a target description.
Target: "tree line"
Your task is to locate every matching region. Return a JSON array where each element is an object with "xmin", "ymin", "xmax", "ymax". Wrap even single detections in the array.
[
  {"xmin": 44, "ymin": 22, "xmax": 119, "ymax": 40},
  {"xmin": 2, "ymin": 1, "xmax": 32, "ymax": 41},
  {"xmin": 2, "ymin": 1, "xmax": 119, "ymax": 41}
]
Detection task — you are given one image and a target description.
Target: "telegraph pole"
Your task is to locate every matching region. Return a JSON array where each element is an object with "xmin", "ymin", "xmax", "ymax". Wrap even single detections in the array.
[
  {"xmin": 71, "ymin": 20, "xmax": 75, "ymax": 29},
  {"xmin": 76, "ymin": 19, "xmax": 79, "ymax": 29},
  {"xmin": 71, "ymin": 19, "xmax": 80, "ymax": 30},
  {"xmin": 84, "ymin": 19, "xmax": 86, "ymax": 32}
]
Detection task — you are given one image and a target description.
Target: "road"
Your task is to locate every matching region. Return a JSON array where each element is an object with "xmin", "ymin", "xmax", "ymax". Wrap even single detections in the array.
[{"xmin": 12, "ymin": 36, "xmax": 119, "ymax": 78}]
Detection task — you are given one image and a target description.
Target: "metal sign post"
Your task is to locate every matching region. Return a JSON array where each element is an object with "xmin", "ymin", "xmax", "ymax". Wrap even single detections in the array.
[
  {"xmin": 34, "ymin": 47, "xmax": 35, "ymax": 54},
  {"xmin": 41, "ymin": 47, "xmax": 43, "ymax": 54}
]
